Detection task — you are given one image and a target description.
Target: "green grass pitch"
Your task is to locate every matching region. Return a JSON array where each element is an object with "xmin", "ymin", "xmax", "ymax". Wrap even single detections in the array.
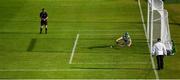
[{"xmin": 0, "ymin": 0, "xmax": 179, "ymax": 79}]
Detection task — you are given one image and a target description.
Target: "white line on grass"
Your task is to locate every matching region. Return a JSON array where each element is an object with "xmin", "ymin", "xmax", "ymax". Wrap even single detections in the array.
[
  {"xmin": 138, "ymin": 0, "xmax": 159, "ymax": 79},
  {"xmin": 69, "ymin": 33, "xmax": 80, "ymax": 64},
  {"xmin": 80, "ymin": 34, "xmax": 144, "ymax": 36},
  {"xmin": 0, "ymin": 67, "xmax": 147, "ymax": 72},
  {"xmin": 138, "ymin": 0, "xmax": 147, "ymax": 38},
  {"xmin": 0, "ymin": 69, "xmax": 106, "ymax": 72},
  {"xmin": 71, "ymin": 62, "xmax": 149, "ymax": 65},
  {"xmin": 56, "ymin": 29, "xmax": 142, "ymax": 32},
  {"xmin": 0, "ymin": 69, "xmax": 85, "ymax": 72}
]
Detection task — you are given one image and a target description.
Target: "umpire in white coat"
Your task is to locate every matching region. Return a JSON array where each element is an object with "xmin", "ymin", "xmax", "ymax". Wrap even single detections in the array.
[{"xmin": 152, "ymin": 38, "xmax": 167, "ymax": 70}]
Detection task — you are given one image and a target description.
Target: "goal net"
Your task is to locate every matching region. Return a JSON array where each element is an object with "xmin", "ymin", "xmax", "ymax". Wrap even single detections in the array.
[{"xmin": 147, "ymin": 0, "xmax": 173, "ymax": 55}]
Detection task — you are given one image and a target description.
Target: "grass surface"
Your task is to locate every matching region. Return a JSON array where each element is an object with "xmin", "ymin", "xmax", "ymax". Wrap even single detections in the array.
[{"xmin": 0, "ymin": 0, "xmax": 179, "ymax": 79}]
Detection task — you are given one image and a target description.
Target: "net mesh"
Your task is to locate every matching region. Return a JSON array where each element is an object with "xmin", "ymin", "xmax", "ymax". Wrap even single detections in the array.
[{"xmin": 148, "ymin": 0, "xmax": 172, "ymax": 51}]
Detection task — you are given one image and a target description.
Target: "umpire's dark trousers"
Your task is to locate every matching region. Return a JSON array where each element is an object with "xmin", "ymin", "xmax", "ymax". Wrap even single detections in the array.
[{"xmin": 156, "ymin": 55, "xmax": 164, "ymax": 70}]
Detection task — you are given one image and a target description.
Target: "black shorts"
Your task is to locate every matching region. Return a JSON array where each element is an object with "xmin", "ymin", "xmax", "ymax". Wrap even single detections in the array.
[
  {"xmin": 124, "ymin": 39, "xmax": 130, "ymax": 45},
  {"xmin": 41, "ymin": 20, "xmax": 48, "ymax": 26}
]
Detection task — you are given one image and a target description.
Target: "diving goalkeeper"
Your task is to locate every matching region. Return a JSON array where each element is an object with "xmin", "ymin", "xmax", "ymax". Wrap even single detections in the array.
[{"xmin": 116, "ymin": 32, "xmax": 132, "ymax": 47}]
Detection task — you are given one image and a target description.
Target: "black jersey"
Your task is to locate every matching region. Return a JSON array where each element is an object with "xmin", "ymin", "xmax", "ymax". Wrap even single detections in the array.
[{"xmin": 40, "ymin": 11, "xmax": 48, "ymax": 20}]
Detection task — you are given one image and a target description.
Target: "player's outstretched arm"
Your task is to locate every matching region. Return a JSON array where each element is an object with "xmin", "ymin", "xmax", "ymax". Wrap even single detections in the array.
[{"xmin": 116, "ymin": 37, "xmax": 122, "ymax": 42}]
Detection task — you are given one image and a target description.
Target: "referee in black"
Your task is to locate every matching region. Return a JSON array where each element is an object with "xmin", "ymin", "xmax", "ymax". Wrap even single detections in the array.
[{"xmin": 40, "ymin": 8, "xmax": 48, "ymax": 34}]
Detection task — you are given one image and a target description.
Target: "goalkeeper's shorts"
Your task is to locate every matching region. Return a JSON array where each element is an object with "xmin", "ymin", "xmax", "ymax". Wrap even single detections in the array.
[{"xmin": 124, "ymin": 40, "xmax": 130, "ymax": 45}]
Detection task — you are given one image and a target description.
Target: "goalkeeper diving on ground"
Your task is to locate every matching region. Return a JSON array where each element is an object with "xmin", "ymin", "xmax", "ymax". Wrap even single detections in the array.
[{"xmin": 115, "ymin": 32, "xmax": 132, "ymax": 47}]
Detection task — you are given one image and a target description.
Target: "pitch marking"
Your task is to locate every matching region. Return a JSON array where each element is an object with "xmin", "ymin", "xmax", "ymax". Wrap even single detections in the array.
[
  {"xmin": 69, "ymin": 34, "xmax": 80, "ymax": 64},
  {"xmin": 138, "ymin": 0, "xmax": 159, "ymax": 79}
]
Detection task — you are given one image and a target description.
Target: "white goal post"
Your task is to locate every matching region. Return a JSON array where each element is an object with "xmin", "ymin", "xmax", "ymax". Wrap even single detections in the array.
[{"xmin": 147, "ymin": 0, "xmax": 173, "ymax": 54}]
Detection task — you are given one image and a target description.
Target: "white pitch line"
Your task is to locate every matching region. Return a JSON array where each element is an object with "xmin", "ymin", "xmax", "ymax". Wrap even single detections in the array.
[
  {"xmin": 72, "ymin": 62, "xmax": 149, "ymax": 65},
  {"xmin": 138, "ymin": 0, "xmax": 159, "ymax": 79},
  {"xmin": 0, "ymin": 69, "xmax": 84, "ymax": 72},
  {"xmin": 0, "ymin": 68, "xmax": 119, "ymax": 72},
  {"xmin": 56, "ymin": 29, "xmax": 142, "ymax": 32},
  {"xmin": 83, "ymin": 33, "xmax": 144, "ymax": 35},
  {"xmin": 138, "ymin": 0, "xmax": 147, "ymax": 38},
  {"xmin": 69, "ymin": 34, "xmax": 80, "ymax": 64},
  {"xmin": 0, "ymin": 67, "xmax": 148, "ymax": 72}
]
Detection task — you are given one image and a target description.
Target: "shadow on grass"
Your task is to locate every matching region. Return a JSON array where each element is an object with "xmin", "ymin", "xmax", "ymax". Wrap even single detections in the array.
[
  {"xmin": 164, "ymin": 0, "xmax": 180, "ymax": 3},
  {"xmin": 27, "ymin": 38, "xmax": 37, "ymax": 52},
  {"xmin": 170, "ymin": 22, "xmax": 180, "ymax": 26},
  {"xmin": 88, "ymin": 45, "xmax": 124, "ymax": 50},
  {"xmin": 88, "ymin": 45, "xmax": 112, "ymax": 49},
  {"xmin": 87, "ymin": 44, "xmax": 138, "ymax": 50}
]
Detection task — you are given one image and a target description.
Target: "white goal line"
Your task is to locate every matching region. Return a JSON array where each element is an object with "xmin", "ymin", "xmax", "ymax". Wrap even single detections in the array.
[
  {"xmin": 69, "ymin": 33, "xmax": 80, "ymax": 64},
  {"xmin": 71, "ymin": 62, "xmax": 149, "ymax": 65},
  {"xmin": 138, "ymin": 0, "xmax": 159, "ymax": 79},
  {"xmin": 0, "ymin": 67, "xmax": 149, "ymax": 72},
  {"xmin": 56, "ymin": 29, "xmax": 142, "ymax": 32}
]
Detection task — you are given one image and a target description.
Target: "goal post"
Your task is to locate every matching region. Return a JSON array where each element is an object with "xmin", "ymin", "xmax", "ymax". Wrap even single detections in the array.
[
  {"xmin": 147, "ymin": 0, "xmax": 173, "ymax": 55},
  {"xmin": 161, "ymin": 10, "xmax": 172, "ymax": 51}
]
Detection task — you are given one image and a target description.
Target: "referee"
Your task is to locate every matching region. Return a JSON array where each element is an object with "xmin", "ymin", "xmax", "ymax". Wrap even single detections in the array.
[
  {"xmin": 40, "ymin": 8, "xmax": 48, "ymax": 34},
  {"xmin": 152, "ymin": 38, "xmax": 167, "ymax": 70}
]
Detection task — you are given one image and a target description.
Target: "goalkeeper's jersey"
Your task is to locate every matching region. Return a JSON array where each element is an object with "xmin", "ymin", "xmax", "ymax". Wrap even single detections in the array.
[{"xmin": 123, "ymin": 35, "xmax": 130, "ymax": 41}]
